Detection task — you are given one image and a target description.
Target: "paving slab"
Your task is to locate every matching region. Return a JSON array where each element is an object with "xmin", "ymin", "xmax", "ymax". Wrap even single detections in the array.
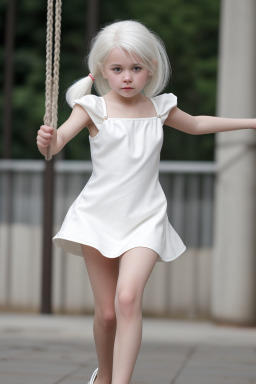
[{"xmin": 0, "ymin": 314, "xmax": 256, "ymax": 384}]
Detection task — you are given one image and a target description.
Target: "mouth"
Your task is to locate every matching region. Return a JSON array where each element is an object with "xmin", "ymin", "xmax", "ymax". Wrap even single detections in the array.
[{"xmin": 122, "ymin": 87, "xmax": 134, "ymax": 90}]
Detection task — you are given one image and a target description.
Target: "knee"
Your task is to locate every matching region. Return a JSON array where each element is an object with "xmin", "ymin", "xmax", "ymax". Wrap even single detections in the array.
[
  {"xmin": 96, "ymin": 308, "xmax": 116, "ymax": 330},
  {"xmin": 115, "ymin": 289, "xmax": 140, "ymax": 318}
]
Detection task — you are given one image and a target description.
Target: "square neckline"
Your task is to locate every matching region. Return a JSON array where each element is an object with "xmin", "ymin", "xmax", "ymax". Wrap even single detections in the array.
[{"xmin": 100, "ymin": 96, "xmax": 161, "ymax": 120}]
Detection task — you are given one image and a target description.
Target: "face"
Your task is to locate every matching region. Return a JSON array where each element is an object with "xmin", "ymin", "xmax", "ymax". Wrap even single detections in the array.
[{"xmin": 101, "ymin": 47, "xmax": 151, "ymax": 98}]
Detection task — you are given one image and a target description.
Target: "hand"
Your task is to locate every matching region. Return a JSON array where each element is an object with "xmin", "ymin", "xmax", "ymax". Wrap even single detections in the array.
[{"xmin": 37, "ymin": 125, "xmax": 55, "ymax": 152}]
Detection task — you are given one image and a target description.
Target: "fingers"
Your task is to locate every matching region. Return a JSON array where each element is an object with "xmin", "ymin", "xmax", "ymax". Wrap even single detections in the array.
[{"xmin": 37, "ymin": 125, "xmax": 54, "ymax": 149}]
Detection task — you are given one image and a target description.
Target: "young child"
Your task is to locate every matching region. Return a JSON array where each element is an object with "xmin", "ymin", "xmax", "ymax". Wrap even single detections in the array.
[{"xmin": 37, "ymin": 20, "xmax": 256, "ymax": 384}]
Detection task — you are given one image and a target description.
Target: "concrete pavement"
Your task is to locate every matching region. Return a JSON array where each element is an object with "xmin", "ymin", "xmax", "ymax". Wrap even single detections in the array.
[{"xmin": 0, "ymin": 313, "xmax": 256, "ymax": 383}]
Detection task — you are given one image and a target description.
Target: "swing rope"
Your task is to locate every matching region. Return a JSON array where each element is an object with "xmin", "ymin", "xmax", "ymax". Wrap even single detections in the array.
[{"xmin": 44, "ymin": 0, "xmax": 62, "ymax": 161}]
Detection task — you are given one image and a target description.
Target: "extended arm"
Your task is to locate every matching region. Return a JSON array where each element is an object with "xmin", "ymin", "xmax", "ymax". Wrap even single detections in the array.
[
  {"xmin": 37, "ymin": 105, "xmax": 91, "ymax": 157},
  {"xmin": 165, "ymin": 107, "xmax": 256, "ymax": 135}
]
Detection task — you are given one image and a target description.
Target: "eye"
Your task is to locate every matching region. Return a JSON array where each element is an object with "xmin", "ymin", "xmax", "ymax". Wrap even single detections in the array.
[
  {"xmin": 133, "ymin": 66, "xmax": 142, "ymax": 72},
  {"xmin": 112, "ymin": 67, "xmax": 121, "ymax": 73}
]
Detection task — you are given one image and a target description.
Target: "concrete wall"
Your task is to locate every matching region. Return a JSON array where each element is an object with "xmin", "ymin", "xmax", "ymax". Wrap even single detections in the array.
[{"xmin": 212, "ymin": 0, "xmax": 256, "ymax": 325}]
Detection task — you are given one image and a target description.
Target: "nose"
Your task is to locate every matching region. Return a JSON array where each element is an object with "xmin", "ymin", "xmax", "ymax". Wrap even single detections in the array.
[{"xmin": 123, "ymin": 70, "xmax": 132, "ymax": 83}]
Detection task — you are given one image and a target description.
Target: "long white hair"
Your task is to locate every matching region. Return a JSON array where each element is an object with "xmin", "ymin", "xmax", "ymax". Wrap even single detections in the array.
[{"xmin": 66, "ymin": 20, "xmax": 171, "ymax": 107}]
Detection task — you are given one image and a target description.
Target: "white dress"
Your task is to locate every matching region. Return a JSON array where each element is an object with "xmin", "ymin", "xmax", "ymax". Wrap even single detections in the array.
[{"xmin": 53, "ymin": 93, "xmax": 186, "ymax": 262}]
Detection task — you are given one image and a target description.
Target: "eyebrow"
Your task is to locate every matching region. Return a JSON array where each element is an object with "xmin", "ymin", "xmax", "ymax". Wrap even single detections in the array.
[{"xmin": 109, "ymin": 63, "xmax": 144, "ymax": 67}]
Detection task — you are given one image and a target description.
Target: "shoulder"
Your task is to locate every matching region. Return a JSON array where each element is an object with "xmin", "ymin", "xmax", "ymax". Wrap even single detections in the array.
[
  {"xmin": 72, "ymin": 94, "xmax": 105, "ymax": 129},
  {"xmin": 151, "ymin": 93, "xmax": 178, "ymax": 124},
  {"xmin": 152, "ymin": 92, "xmax": 177, "ymax": 107},
  {"xmin": 72, "ymin": 94, "xmax": 101, "ymax": 109}
]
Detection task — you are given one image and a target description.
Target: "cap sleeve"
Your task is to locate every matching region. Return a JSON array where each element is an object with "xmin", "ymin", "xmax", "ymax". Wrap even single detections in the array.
[
  {"xmin": 72, "ymin": 95, "xmax": 105, "ymax": 130},
  {"xmin": 151, "ymin": 93, "xmax": 177, "ymax": 125}
]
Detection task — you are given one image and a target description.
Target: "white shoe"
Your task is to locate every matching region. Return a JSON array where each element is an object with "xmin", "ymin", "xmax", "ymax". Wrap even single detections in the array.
[{"xmin": 88, "ymin": 368, "xmax": 98, "ymax": 384}]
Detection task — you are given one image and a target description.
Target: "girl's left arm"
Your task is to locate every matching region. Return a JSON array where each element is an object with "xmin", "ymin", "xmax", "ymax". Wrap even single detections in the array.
[{"xmin": 165, "ymin": 107, "xmax": 256, "ymax": 135}]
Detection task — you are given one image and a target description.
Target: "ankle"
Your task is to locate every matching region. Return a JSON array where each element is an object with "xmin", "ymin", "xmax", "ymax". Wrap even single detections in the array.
[
  {"xmin": 94, "ymin": 377, "xmax": 111, "ymax": 384},
  {"xmin": 95, "ymin": 370, "xmax": 112, "ymax": 384}
]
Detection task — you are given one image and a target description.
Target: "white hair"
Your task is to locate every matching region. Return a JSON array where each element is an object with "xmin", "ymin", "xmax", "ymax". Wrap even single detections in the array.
[{"xmin": 66, "ymin": 20, "xmax": 171, "ymax": 107}]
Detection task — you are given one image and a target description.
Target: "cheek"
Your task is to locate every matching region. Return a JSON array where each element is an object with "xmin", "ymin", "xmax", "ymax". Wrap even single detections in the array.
[
  {"xmin": 104, "ymin": 71, "xmax": 118, "ymax": 83},
  {"xmin": 107, "ymin": 74, "xmax": 117, "ymax": 85},
  {"xmin": 141, "ymin": 72, "xmax": 151, "ymax": 84}
]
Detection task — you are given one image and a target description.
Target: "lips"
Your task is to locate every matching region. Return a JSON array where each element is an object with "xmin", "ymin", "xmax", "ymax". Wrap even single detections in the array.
[{"xmin": 122, "ymin": 87, "xmax": 134, "ymax": 90}]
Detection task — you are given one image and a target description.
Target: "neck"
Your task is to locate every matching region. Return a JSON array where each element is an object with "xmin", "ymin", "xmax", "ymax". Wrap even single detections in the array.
[{"xmin": 105, "ymin": 91, "xmax": 146, "ymax": 105}]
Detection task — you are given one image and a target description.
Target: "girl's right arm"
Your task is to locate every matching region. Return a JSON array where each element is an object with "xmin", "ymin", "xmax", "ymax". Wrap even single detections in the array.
[{"xmin": 37, "ymin": 104, "xmax": 91, "ymax": 157}]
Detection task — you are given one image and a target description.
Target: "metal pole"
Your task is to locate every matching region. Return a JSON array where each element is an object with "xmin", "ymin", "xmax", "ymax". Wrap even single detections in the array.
[
  {"xmin": 2, "ymin": 0, "xmax": 16, "ymax": 312},
  {"xmin": 41, "ymin": 159, "xmax": 55, "ymax": 314},
  {"xmin": 3, "ymin": 0, "xmax": 16, "ymax": 158},
  {"xmin": 86, "ymin": 0, "xmax": 99, "ymax": 45}
]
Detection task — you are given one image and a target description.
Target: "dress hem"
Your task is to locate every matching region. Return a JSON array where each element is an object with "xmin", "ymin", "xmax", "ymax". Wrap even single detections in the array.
[{"xmin": 53, "ymin": 236, "xmax": 186, "ymax": 263}]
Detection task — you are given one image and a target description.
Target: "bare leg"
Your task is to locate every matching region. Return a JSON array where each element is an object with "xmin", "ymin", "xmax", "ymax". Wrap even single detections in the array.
[
  {"xmin": 82, "ymin": 245, "xmax": 119, "ymax": 384},
  {"xmin": 111, "ymin": 247, "xmax": 158, "ymax": 384}
]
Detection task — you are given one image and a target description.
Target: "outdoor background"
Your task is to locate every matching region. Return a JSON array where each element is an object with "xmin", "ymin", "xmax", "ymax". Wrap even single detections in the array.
[
  {"xmin": 1, "ymin": 0, "xmax": 220, "ymax": 161},
  {"xmin": 2, "ymin": 0, "xmax": 255, "ymax": 324}
]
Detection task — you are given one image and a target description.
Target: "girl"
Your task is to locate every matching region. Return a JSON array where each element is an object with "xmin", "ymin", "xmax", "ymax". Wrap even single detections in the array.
[{"xmin": 37, "ymin": 20, "xmax": 256, "ymax": 384}]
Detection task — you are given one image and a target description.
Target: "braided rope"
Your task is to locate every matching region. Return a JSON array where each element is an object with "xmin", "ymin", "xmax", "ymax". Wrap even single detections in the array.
[{"xmin": 44, "ymin": 0, "xmax": 62, "ymax": 161}]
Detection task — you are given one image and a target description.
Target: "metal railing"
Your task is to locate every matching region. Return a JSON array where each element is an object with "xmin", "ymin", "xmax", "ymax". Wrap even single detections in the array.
[{"xmin": 0, "ymin": 160, "xmax": 216, "ymax": 316}]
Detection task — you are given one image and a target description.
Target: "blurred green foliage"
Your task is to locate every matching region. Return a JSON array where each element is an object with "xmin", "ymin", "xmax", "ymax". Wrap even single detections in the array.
[{"xmin": 1, "ymin": 0, "xmax": 220, "ymax": 160}]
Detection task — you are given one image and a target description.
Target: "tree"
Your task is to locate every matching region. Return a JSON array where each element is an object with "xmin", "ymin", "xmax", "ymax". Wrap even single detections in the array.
[{"xmin": 0, "ymin": 0, "xmax": 220, "ymax": 160}]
